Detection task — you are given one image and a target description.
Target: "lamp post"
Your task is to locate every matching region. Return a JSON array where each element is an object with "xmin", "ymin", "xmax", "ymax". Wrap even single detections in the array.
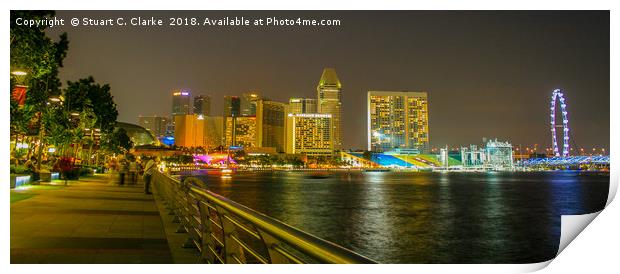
[{"xmin": 37, "ymin": 96, "xmax": 63, "ymax": 171}]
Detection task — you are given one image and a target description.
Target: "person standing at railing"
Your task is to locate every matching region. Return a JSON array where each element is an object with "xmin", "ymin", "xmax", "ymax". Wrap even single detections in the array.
[{"xmin": 143, "ymin": 157, "xmax": 157, "ymax": 194}]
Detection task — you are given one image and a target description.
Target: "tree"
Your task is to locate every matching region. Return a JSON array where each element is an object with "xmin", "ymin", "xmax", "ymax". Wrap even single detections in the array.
[
  {"xmin": 101, "ymin": 128, "xmax": 133, "ymax": 154},
  {"xmin": 64, "ymin": 77, "xmax": 118, "ymax": 134},
  {"xmin": 10, "ymin": 11, "xmax": 69, "ymax": 108}
]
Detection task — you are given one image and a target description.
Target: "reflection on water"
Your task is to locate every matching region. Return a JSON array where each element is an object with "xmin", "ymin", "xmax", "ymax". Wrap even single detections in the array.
[{"xmin": 183, "ymin": 170, "xmax": 608, "ymax": 263}]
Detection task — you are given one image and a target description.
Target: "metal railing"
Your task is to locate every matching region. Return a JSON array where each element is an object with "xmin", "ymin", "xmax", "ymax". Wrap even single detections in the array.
[{"xmin": 152, "ymin": 171, "xmax": 376, "ymax": 264}]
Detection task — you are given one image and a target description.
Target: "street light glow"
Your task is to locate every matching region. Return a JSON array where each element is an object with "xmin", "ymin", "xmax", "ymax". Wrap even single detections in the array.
[{"xmin": 11, "ymin": 70, "xmax": 27, "ymax": 76}]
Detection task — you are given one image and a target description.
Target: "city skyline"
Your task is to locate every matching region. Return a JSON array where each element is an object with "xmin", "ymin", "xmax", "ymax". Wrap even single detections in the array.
[{"xmin": 46, "ymin": 11, "xmax": 610, "ymax": 149}]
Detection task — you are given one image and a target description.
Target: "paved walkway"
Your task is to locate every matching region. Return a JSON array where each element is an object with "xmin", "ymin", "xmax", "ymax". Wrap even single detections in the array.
[{"xmin": 10, "ymin": 175, "xmax": 174, "ymax": 263}]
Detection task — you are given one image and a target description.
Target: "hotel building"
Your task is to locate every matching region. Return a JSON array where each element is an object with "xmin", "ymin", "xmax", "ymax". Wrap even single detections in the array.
[
  {"xmin": 285, "ymin": 113, "xmax": 333, "ymax": 156},
  {"xmin": 289, "ymin": 98, "xmax": 317, "ymax": 114},
  {"xmin": 367, "ymin": 91, "xmax": 429, "ymax": 153}
]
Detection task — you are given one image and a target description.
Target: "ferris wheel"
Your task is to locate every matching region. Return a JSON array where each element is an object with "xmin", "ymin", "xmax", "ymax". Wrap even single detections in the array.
[{"xmin": 550, "ymin": 89, "xmax": 570, "ymax": 157}]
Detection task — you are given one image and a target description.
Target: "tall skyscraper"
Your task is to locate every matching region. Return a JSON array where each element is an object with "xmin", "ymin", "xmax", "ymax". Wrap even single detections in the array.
[
  {"xmin": 137, "ymin": 115, "xmax": 168, "ymax": 137},
  {"xmin": 285, "ymin": 113, "xmax": 333, "ymax": 156},
  {"xmin": 256, "ymin": 100, "xmax": 287, "ymax": 152},
  {"xmin": 289, "ymin": 98, "xmax": 317, "ymax": 114},
  {"xmin": 172, "ymin": 90, "xmax": 191, "ymax": 116},
  {"xmin": 240, "ymin": 92, "xmax": 261, "ymax": 117},
  {"xmin": 224, "ymin": 96, "xmax": 241, "ymax": 117},
  {"xmin": 367, "ymin": 91, "xmax": 429, "ymax": 153},
  {"xmin": 194, "ymin": 95, "xmax": 211, "ymax": 116},
  {"xmin": 317, "ymin": 68, "xmax": 342, "ymax": 151}
]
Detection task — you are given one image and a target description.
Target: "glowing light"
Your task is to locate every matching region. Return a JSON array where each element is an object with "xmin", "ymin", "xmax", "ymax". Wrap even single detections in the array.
[{"xmin": 11, "ymin": 71, "xmax": 27, "ymax": 76}]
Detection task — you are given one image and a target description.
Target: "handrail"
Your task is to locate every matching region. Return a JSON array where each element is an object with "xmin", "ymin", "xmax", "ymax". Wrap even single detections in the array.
[{"xmin": 152, "ymin": 171, "xmax": 376, "ymax": 264}]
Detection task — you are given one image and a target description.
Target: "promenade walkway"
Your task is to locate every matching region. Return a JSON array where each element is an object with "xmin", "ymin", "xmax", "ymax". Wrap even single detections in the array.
[{"xmin": 10, "ymin": 175, "xmax": 176, "ymax": 264}]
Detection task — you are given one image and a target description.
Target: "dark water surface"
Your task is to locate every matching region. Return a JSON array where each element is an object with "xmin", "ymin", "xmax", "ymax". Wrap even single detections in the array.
[{"xmin": 183, "ymin": 170, "xmax": 609, "ymax": 263}]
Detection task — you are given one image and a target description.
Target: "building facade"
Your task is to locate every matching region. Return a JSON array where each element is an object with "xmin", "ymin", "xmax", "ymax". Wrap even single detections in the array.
[
  {"xmin": 224, "ymin": 116, "xmax": 257, "ymax": 149},
  {"xmin": 367, "ymin": 91, "xmax": 429, "ymax": 153},
  {"xmin": 240, "ymin": 92, "xmax": 261, "ymax": 117},
  {"xmin": 137, "ymin": 115, "xmax": 168, "ymax": 137},
  {"xmin": 172, "ymin": 90, "xmax": 191, "ymax": 116},
  {"xmin": 285, "ymin": 113, "xmax": 333, "ymax": 156},
  {"xmin": 317, "ymin": 68, "xmax": 342, "ymax": 151},
  {"xmin": 289, "ymin": 98, "xmax": 317, "ymax": 114},
  {"xmin": 173, "ymin": 114, "xmax": 205, "ymax": 148},
  {"xmin": 256, "ymin": 100, "xmax": 287, "ymax": 152},
  {"xmin": 224, "ymin": 96, "xmax": 241, "ymax": 117},
  {"xmin": 193, "ymin": 95, "xmax": 211, "ymax": 116}
]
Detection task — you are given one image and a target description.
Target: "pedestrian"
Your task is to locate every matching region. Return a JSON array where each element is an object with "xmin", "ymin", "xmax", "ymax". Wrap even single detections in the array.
[
  {"xmin": 143, "ymin": 157, "xmax": 157, "ymax": 194},
  {"xmin": 128, "ymin": 159, "xmax": 138, "ymax": 184},
  {"xmin": 119, "ymin": 159, "xmax": 128, "ymax": 186}
]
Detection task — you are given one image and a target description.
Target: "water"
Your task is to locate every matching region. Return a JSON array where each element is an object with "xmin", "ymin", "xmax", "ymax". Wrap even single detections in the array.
[{"xmin": 182, "ymin": 170, "xmax": 609, "ymax": 263}]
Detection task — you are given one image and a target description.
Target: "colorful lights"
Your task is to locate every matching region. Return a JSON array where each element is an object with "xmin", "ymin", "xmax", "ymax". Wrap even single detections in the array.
[{"xmin": 550, "ymin": 89, "xmax": 570, "ymax": 157}]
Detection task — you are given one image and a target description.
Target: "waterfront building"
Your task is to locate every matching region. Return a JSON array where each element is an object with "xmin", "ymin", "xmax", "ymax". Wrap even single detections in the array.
[
  {"xmin": 173, "ymin": 114, "xmax": 205, "ymax": 148},
  {"xmin": 172, "ymin": 90, "xmax": 191, "ymax": 116},
  {"xmin": 137, "ymin": 115, "xmax": 168, "ymax": 137},
  {"xmin": 241, "ymin": 92, "xmax": 261, "ymax": 116},
  {"xmin": 285, "ymin": 113, "xmax": 333, "ymax": 156},
  {"xmin": 289, "ymin": 98, "xmax": 317, "ymax": 114},
  {"xmin": 485, "ymin": 139, "xmax": 514, "ymax": 169},
  {"xmin": 193, "ymin": 95, "xmax": 211, "ymax": 116},
  {"xmin": 317, "ymin": 68, "xmax": 342, "ymax": 151},
  {"xmin": 460, "ymin": 139, "xmax": 514, "ymax": 170},
  {"xmin": 256, "ymin": 100, "xmax": 287, "ymax": 152},
  {"xmin": 224, "ymin": 116, "xmax": 257, "ymax": 149},
  {"xmin": 367, "ymin": 91, "xmax": 429, "ymax": 153}
]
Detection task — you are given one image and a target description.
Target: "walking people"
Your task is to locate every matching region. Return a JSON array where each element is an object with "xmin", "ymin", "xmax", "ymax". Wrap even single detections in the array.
[
  {"xmin": 128, "ymin": 159, "xmax": 138, "ymax": 184},
  {"xmin": 119, "ymin": 159, "xmax": 128, "ymax": 186},
  {"xmin": 143, "ymin": 157, "xmax": 157, "ymax": 194}
]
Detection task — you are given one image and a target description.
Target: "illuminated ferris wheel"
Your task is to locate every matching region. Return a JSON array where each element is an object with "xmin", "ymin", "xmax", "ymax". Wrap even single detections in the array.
[{"xmin": 550, "ymin": 89, "xmax": 570, "ymax": 157}]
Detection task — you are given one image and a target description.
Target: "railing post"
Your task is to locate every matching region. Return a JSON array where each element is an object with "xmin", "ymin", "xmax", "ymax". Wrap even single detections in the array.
[
  {"xmin": 259, "ymin": 230, "xmax": 295, "ymax": 264},
  {"xmin": 216, "ymin": 206, "xmax": 246, "ymax": 264},
  {"xmin": 198, "ymin": 201, "xmax": 216, "ymax": 263}
]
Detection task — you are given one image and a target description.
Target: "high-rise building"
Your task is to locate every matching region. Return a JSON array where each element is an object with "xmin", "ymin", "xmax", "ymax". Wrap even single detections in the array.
[
  {"xmin": 203, "ymin": 116, "xmax": 223, "ymax": 149},
  {"xmin": 317, "ymin": 68, "xmax": 342, "ymax": 151},
  {"xmin": 256, "ymin": 100, "xmax": 287, "ymax": 152},
  {"xmin": 194, "ymin": 95, "xmax": 211, "ymax": 116},
  {"xmin": 137, "ymin": 115, "xmax": 169, "ymax": 137},
  {"xmin": 173, "ymin": 114, "xmax": 205, "ymax": 148},
  {"xmin": 172, "ymin": 90, "xmax": 191, "ymax": 116},
  {"xmin": 285, "ymin": 113, "xmax": 333, "ymax": 156},
  {"xmin": 367, "ymin": 91, "xmax": 429, "ymax": 153},
  {"xmin": 241, "ymin": 92, "xmax": 261, "ymax": 117},
  {"xmin": 224, "ymin": 96, "xmax": 241, "ymax": 117},
  {"xmin": 224, "ymin": 116, "xmax": 257, "ymax": 148},
  {"xmin": 289, "ymin": 98, "xmax": 317, "ymax": 114}
]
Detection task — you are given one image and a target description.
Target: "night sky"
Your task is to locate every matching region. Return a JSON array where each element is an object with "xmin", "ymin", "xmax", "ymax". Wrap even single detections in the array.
[{"xmin": 45, "ymin": 11, "xmax": 609, "ymax": 150}]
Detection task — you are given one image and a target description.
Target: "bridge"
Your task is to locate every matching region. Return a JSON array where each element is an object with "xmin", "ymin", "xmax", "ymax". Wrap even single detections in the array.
[
  {"xmin": 10, "ymin": 172, "xmax": 375, "ymax": 264},
  {"xmin": 518, "ymin": 155, "xmax": 610, "ymax": 169}
]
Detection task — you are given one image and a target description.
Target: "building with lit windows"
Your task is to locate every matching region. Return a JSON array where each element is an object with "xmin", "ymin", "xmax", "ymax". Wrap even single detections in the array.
[
  {"xmin": 224, "ymin": 116, "xmax": 257, "ymax": 149},
  {"xmin": 367, "ymin": 91, "xmax": 429, "ymax": 153},
  {"xmin": 173, "ymin": 114, "xmax": 205, "ymax": 148},
  {"xmin": 317, "ymin": 68, "xmax": 342, "ymax": 151},
  {"xmin": 224, "ymin": 96, "xmax": 241, "ymax": 117},
  {"xmin": 289, "ymin": 98, "xmax": 317, "ymax": 114},
  {"xmin": 172, "ymin": 90, "xmax": 191, "ymax": 116},
  {"xmin": 256, "ymin": 100, "xmax": 287, "ymax": 152},
  {"xmin": 193, "ymin": 95, "xmax": 210, "ymax": 116},
  {"xmin": 285, "ymin": 113, "xmax": 333, "ymax": 156},
  {"xmin": 241, "ymin": 92, "xmax": 261, "ymax": 116},
  {"xmin": 137, "ymin": 115, "xmax": 168, "ymax": 137}
]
